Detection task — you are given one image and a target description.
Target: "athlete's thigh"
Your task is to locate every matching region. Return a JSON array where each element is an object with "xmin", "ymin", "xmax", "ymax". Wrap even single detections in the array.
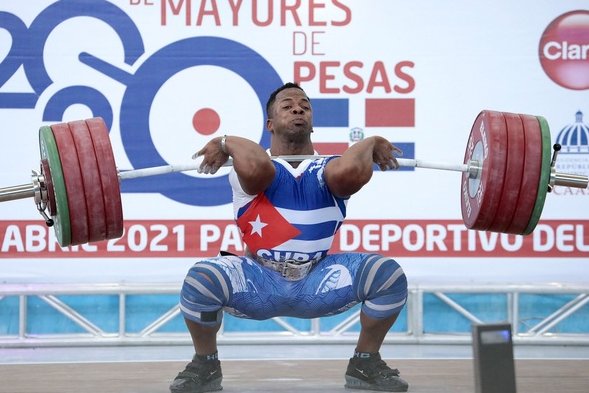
[
  {"xmin": 221, "ymin": 256, "xmax": 298, "ymax": 319},
  {"xmin": 223, "ymin": 254, "xmax": 368, "ymax": 319},
  {"xmin": 292, "ymin": 253, "xmax": 368, "ymax": 316}
]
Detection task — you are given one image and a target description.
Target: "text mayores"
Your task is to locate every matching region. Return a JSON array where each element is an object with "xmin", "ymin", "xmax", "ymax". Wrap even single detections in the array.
[
  {"xmin": 0, "ymin": 220, "xmax": 588, "ymax": 258},
  {"xmin": 159, "ymin": 0, "xmax": 352, "ymax": 27}
]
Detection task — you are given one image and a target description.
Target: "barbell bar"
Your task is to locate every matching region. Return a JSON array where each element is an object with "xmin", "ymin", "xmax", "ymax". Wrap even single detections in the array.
[
  {"xmin": 117, "ymin": 156, "xmax": 477, "ymax": 180},
  {"xmin": 118, "ymin": 155, "xmax": 586, "ymax": 188},
  {"xmin": 0, "ymin": 110, "xmax": 587, "ymax": 247}
]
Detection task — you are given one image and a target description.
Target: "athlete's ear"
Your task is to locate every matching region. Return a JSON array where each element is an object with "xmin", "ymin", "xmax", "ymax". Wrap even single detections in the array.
[{"xmin": 266, "ymin": 118, "xmax": 273, "ymax": 131}]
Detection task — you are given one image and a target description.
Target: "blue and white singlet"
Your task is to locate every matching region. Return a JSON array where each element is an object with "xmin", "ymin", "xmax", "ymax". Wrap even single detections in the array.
[{"xmin": 230, "ymin": 156, "xmax": 347, "ymax": 263}]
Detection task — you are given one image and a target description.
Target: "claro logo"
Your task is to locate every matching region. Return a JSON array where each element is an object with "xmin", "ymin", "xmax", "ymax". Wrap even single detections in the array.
[{"xmin": 539, "ymin": 10, "xmax": 589, "ymax": 90}]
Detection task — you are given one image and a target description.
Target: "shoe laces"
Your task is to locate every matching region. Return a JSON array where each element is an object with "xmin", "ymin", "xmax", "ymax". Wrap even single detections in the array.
[
  {"xmin": 365, "ymin": 358, "xmax": 401, "ymax": 379},
  {"xmin": 177, "ymin": 359, "xmax": 218, "ymax": 380}
]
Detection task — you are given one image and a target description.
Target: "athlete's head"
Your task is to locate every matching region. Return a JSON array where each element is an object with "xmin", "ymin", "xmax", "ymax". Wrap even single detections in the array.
[
  {"xmin": 265, "ymin": 82, "xmax": 314, "ymax": 153},
  {"xmin": 265, "ymin": 82, "xmax": 309, "ymax": 119}
]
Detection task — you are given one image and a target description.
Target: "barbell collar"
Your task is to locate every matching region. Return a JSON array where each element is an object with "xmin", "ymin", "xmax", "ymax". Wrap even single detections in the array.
[
  {"xmin": 36, "ymin": 200, "xmax": 54, "ymax": 227},
  {"xmin": 31, "ymin": 170, "xmax": 47, "ymax": 205},
  {"xmin": 550, "ymin": 143, "xmax": 561, "ymax": 167}
]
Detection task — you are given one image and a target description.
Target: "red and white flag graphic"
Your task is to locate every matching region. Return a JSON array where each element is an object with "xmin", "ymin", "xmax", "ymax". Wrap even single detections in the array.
[{"xmin": 236, "ymin": 194, "xmax": 301, "ymax": 252}]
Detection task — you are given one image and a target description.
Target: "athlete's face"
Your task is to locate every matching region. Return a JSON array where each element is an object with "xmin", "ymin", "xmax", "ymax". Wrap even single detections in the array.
[{"xmin": 267, "ymin": 88, "xmax": 313, "ymax": 138}]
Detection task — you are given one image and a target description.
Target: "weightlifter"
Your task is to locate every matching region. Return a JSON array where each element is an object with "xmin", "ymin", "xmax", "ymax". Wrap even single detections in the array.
[{"xmin": 170, "ymin": 82, "xmax": 409, "ymax": 392}]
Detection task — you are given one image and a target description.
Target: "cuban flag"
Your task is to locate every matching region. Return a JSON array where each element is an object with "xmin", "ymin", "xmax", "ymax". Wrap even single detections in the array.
[{"xmin": 236, "ymin": 193, "xmax": 302, "ymax": 251}]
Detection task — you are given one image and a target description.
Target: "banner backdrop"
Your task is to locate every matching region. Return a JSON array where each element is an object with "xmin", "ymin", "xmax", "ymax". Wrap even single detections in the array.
[{"xmin": 0, "ymin": 1, "xmax": 587, "ymax": 284}]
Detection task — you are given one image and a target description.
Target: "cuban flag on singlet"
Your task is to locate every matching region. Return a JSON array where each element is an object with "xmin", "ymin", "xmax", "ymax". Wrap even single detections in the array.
[{"xmin": 235, "ymin": 158, "xmax": 347, "ymax": 263}]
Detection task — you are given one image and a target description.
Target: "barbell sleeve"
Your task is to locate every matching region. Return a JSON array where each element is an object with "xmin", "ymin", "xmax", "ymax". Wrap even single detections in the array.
[
  {"xmin": 552, "ymin": 172, "xmax": 589, "ymax": 189},
  {"xmin": 0, "ymin": 183, "xmax": 36, "ymax": 202}
]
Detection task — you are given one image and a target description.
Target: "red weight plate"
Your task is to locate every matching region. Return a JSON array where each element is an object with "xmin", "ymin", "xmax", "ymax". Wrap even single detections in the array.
[
  {"xmin": 486, "ymin": 112, "xmax": 526, "ymax": 233},
  {"xmin": 51, "ymin": 122, "xmax": 89, "ymax": 245},
  {"xmin": 85, "ymin": 117, "xmax": 124, "ymax": 240},
  {"xmin": 69, "ymin": 120, "xmax": 108, "ymax": 243},
  {"xmin": 461, "ymin": 110, "xmax": 508, "ymax": 230},
  {"xmin": 506, "ymin": 115, "xmax": 542, "ymax": 234},
  {"xmin": 40, "ymin": 159, "xmax": 57, "ymax": 215}
]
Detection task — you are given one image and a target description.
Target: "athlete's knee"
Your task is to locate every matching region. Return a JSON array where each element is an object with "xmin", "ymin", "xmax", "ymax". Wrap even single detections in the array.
[
  {"xmin": 357, "ymin": 255, "xmax": 408, "ymax": 297},
  {"xmin": 180, "ymin": 260, "xmax": 231, "ymax": 326},
  {"xmin": 356, "ymin": 254, "xmax": 408, "ymax": 318}
]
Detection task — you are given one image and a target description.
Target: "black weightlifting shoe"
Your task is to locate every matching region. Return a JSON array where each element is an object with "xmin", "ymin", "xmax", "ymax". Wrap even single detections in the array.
[
  {"xmin": 170, "ymin": 355, "xmax": 223, "ymax": 393},
  {"xmin": 345, "ymin": 352, "xmax": 408, "ymax": 392}
]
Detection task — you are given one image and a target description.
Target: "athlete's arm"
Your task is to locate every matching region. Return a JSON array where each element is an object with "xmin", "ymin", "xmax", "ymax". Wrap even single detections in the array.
[
  {"xmin": 324, "ymin": 136, "xmax": 401, "ymax": 198},
  {"xmin": 195, "ymin": 135, "xmax": 275, "ymax": 195}
]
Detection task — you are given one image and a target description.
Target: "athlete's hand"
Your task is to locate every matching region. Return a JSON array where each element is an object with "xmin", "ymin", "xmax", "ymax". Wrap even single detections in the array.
[
  {"xmin": 192, "ymin": 136, "xmax": 229, "ymax": 175},
  {"xmin": 372, "ymin": 136, "xmax": 402, "ymax": 171}
]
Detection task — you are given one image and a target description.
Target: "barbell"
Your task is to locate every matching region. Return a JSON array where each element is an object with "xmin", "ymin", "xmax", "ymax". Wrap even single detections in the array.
[{"xmin": 0, "ymin": 110, "xmax": 587, "ymax": 247}]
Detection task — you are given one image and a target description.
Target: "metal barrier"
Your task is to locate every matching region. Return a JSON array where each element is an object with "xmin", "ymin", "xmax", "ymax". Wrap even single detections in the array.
[{"xmin": 1, "ymin": 282, "xmax": 588, "ymax": 347}]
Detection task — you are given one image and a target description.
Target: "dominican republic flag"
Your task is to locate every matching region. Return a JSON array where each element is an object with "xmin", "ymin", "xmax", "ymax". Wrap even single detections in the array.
[{"xmin": 310, "ymin": 97, "xmax": 415, "ymax": 169}]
